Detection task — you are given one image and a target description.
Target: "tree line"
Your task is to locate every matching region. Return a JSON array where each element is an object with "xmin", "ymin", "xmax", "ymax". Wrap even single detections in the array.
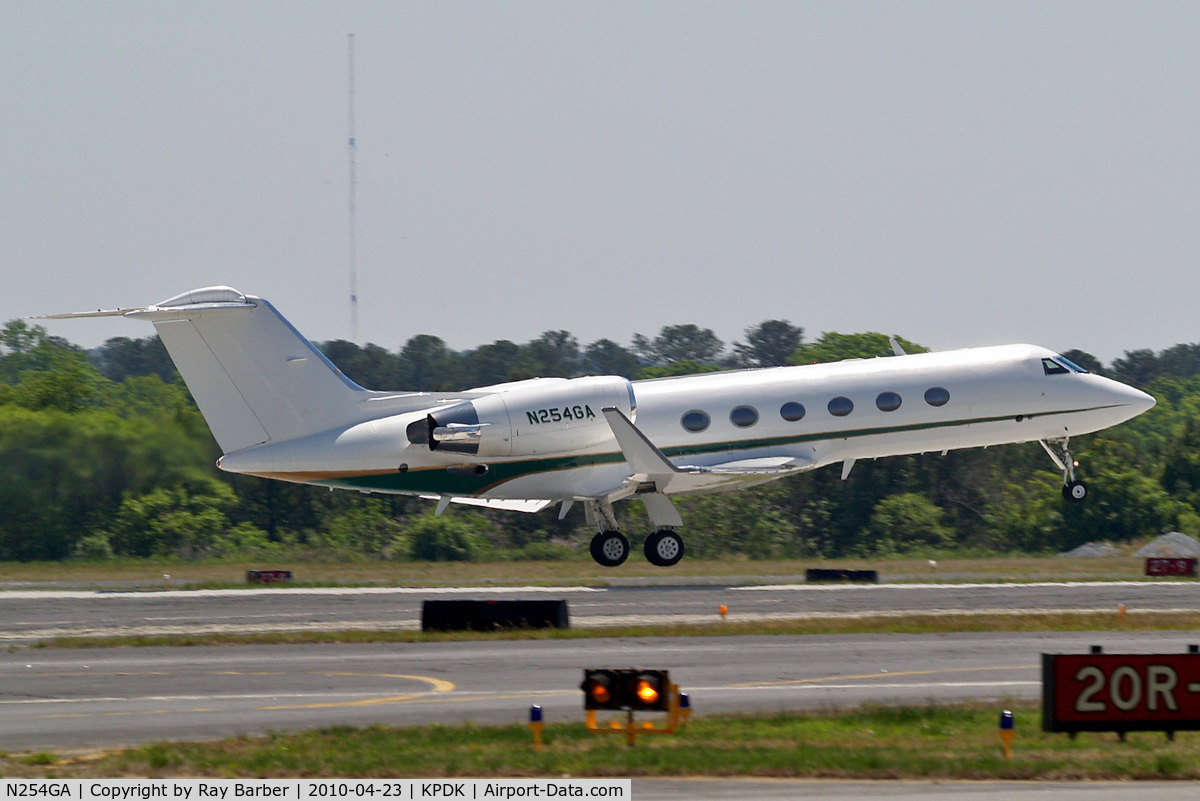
[{"xmin": 1, "ymin": 315, "xmax": 1198, "ymax": 563}]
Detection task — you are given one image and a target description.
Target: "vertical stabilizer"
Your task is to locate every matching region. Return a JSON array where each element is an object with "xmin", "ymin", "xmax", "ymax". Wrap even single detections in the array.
[{"xmin": 128, "ymin": 287, "xmax": 369, "ymax": 453}]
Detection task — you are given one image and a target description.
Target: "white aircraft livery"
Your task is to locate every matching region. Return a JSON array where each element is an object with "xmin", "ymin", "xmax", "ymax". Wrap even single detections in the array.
[{"xmin": 45, "ymin": 287, "xmax": 1155, "ymax": 567}]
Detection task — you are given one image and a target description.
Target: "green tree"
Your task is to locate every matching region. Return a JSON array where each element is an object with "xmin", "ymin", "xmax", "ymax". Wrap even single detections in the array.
[
  {"xmin": 867, "ymin": 493, "xmax": 954, "ymax": 554},
  {"xmin": 397, "ymin": 334, "xmax": 457, "ymax": 390},
  {"xmin": 93, "ymin": 335, "xmax": 178, "ymax": 383},
  {"xmin": 792, "ymin": 332, "xmax": 926, "ymax": 364},
  {"xmin": 103, "ymin": 480, "xmax": 238, "ymax": 558},
  {"xmin": 460, "ymin": 341, "xmax": 537, "ymax": 387},
  {"xmin": 526, "ymin": 330, "xmax": 582, "ymax": 377},
  {"xmin": 407, "ymin": 512, "xmax": 490, "ymax": 561},
  {"xmin": 637, "ymin": 360, "xmax": 723, "ymax": 379},
  {"xmin": 0, "ymin": 406, "xmax": 217, "ymax": 560},
  {"xmin": 585, "ymin": 339, "xmax": 640, "ymax": 378},
  {"xmin": 1111, "ymin": 349, "xmax": 1160, "ymax": 387},
  {"xmin": 674, "ymin": 484, "xmax": 804, "ymax": 558},
  {"xmin": 733, "ymin": 320, "xmax": 804, "ymax": 367},
  {"xmin": 1161, "ymin": 416, "xmax": 1200, "ymax": 507},
  {"xmin": 635, "ymin": 325, "xmax": 724, "ymax": 365},
  {"xmin": 320, "ymin": 340, "xmax": 403, "ymax": 390}
]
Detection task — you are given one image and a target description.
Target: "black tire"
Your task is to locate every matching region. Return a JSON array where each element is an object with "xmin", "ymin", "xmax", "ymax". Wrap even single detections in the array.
[
  {"xmin": 590, "ymin": 531, "xmax": 629, "ymax": 567},
  {"xmin": 1063, "ymin": 480, "xmax": 1088, "ymax": 503},
  {"xmin": 644, "ymin": 530, "xmax": 685, "ymax": 567}
]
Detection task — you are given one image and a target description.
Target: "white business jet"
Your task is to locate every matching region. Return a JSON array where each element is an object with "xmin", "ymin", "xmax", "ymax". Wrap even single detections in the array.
[{"xmin": 44, "ymin": 287, "xmax": 1155, "ymax": 567}]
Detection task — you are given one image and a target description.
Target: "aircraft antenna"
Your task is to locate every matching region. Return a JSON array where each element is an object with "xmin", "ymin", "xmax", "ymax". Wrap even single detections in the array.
[{"xmin": 347, "ymin": 32, "xmax": 359, "ymax": 343}]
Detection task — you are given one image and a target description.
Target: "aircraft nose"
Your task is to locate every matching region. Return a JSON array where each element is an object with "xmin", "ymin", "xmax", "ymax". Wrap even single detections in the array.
[
  {"xmin": 1108, "ymin": 380, "xmax": 1156, "ymax": 416},
  {"xmin": 1131, "ymin": 386, "xmax": 1156, "ymax": 414}
]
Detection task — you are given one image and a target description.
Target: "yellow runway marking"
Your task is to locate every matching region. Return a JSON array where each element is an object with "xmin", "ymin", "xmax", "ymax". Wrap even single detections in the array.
[
  {"xmin": 312, "ymin": 672, "xmax": 457, "ymax": 693},
  {"xmin": 257, "ymin": 694, "xmax": 423, "ymax": 711},
  {"xmin": 732, "ymin": 664, "xmax": 1038, "ymax": 689},
  {"xmin": 254, "ymin": 673, "xmax": 456, "ymax": 711},
  {"xmin": 36, "ymin": 707, "xmax": 217, "ymax": 720}
]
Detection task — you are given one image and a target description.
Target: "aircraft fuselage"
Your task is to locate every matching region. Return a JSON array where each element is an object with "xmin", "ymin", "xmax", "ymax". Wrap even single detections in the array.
[{"xmin": 217, "ymin": 343, "xmax": 1153, "ymax": 502}]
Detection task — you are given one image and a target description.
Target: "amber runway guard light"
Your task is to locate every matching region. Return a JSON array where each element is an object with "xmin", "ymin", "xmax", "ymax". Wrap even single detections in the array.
[
  {"xmin": 581, "ymin": 669, "xmax": 621, "ymax": 710},
  {"xmin": 630, "ymin": 671, "xmax": 667, "ymax": 711},
  {"xmin": 581, "ymin": 668, "xmax": 683, "ymax": 746}
]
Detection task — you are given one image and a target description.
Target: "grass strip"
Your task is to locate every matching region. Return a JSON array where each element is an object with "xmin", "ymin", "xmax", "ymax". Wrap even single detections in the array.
[
  {"xmin": 5, "ymin": 702, "xmax": 1199, "ymax": 780},
  {"xmin": 25, "ymin": 610, "xmax": 1200, "ymax": 650}
]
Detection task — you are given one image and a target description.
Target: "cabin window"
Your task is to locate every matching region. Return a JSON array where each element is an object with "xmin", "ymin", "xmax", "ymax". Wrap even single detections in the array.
[
  {"xmin": 780, "ymin": 401, "xmax": 806, "ymax": 422},
  {"xmin": 924, "ymin": 387, "xmax": 950, "ymax": 407},
  {"xmin": 730, "ymin": 406, "xmax": 759, "ymax": 428},
  {"xmin": 681, "ymin": 410, "xmax": 711, "ymax": 433},
  {"xmin": 828, "ymin": 396, "xmax": 853, "ymax": 417},
  {"xmin": 876, "ymin": 391, "xmax": 902, "ymax": 412}
]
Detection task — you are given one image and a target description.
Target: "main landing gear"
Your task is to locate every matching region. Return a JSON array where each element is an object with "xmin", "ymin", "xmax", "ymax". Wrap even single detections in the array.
[
  {"xmin": 589, "ymin": 529, "xmax": 686, "ymax": 568},
  {"xmin": 585, "ymin": 498, "xmax": 687, "ymax": 568},
  {"xmin": 590, "ymin": 531, "xmax": 630, "ymax": 568},
  {"xmin": 644, "ymin": 529, "xmax": 685, "ymax": 567},
  {"xmin": 1040, "ymin": 437, "xmax": 1088, "ymax": 503}
]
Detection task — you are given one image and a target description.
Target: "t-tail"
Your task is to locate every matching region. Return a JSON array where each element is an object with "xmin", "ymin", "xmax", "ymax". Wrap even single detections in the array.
[{"xmin": 40, "ymin": 286, "xmax": 450, "ymax": 453}]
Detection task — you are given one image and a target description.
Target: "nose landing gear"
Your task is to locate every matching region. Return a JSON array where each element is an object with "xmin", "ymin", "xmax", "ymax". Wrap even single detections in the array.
[{"xmin": 1040, "ymin": 438, "xmax": 1088, "ymax": 503}]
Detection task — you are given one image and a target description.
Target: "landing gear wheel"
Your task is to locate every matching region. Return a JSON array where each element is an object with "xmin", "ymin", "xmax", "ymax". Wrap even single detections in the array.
[
  {"xmin": 644, "ymin": 530, "xmax": 685, "ymax": 567},
  {"xmin": 1063, "ymin": 480, "xmax": 1088, "ymax": 503},
  {"xmin": 590, "ymin": 531, "xmax": 629, "ymax": 567}
]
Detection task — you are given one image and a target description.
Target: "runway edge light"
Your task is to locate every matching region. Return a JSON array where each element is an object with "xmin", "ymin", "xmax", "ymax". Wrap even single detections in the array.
[
  {"xmin": 529, "ymin": 704, "xmax": 544, "ymax": 751},
  {"xmin": 999, "ymin": 709, "xmax": 1015, "ymax": 759}
]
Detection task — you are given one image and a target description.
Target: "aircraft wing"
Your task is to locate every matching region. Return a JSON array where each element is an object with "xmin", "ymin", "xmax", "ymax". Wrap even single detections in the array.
[
  {"xmin": 600, "ymin": 407, "xmax": 814, "ymax": 495},
  {"xmin": 420, "ymin": 495, "xmax": 553, "ymax": 514}
]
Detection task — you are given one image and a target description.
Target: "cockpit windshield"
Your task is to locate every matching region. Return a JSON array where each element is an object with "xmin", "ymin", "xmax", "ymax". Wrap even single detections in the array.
[{"xmin": 1042, "ymin": 355, "xmax": 1088, "ymax": 376}]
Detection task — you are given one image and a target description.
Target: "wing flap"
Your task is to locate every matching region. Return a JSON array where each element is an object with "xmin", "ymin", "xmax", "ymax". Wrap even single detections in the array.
[
  {"xmin": 600, "ymin": 406, "xmax": 815, "ymax": 495},
  {"xmin": 420, "ymin": 495, "xmax": 553, "ymax": 514}
]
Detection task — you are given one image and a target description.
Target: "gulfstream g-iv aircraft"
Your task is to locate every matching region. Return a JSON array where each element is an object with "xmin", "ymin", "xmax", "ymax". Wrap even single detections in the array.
[{"xmin": 44, "ymin": 287, "xmax": 1155, "ymax": 568}]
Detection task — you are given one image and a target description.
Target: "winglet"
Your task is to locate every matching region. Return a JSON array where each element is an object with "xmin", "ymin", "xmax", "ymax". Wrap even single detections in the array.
[{"xmin": 601, "ymin": 407, "xmax": 678, "ymax": 478}]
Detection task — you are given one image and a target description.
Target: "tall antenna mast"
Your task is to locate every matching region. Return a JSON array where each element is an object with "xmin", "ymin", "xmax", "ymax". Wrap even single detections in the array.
[{"xmin": 347, "ymin": 33, "xmax": 359, "ymax": 343}]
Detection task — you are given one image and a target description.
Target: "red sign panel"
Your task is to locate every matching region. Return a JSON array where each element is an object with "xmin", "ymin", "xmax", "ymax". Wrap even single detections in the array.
[
  {"xmin": 1043, "ymin": 652, "xmax": 1200, "ymax": 734},
  {"xmin": 1145, "ymin": 558, "xmax": 1197, "ymax": 577},
  {"xmin": 246, "ymin": 569, "xmax": 293, "ymax": 584}
]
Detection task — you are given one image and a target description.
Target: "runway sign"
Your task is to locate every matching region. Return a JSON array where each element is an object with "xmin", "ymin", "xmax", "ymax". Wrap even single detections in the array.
[
  {"xmin": 246, "ymin": 569, "xmax": 293, "ymax": 583},
  {"xmin": 1145, "ymin": 557, "xmax": 1198, "ymax": 577},
  {"xmin": 1043, "ymin": 649, "xmax": 1200, "ymax": 738}
]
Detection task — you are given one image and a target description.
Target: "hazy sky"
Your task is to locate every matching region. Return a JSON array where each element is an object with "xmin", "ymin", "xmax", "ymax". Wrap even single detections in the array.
[{"xmin": 2, "ymin": 2, "xmax": 1198, "ymax": 364}]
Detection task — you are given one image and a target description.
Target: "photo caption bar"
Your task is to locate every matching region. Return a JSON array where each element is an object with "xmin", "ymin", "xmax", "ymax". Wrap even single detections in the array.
[{"xmin": 1, "ymin": 780, "xmax": 631, "ymax": 801}]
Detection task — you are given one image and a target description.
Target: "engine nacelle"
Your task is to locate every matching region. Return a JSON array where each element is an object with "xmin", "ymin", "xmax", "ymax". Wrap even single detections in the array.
[{"xmin": 406, "ymin": 375, "xmax": 636, "ymax": 458}]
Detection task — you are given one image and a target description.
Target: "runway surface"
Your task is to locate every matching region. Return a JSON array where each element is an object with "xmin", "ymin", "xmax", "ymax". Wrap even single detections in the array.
[
  {"xmin": 2, "ymin": 579, "xmax": 1198, "ymax": 641},
  {"xmin": 4, "ymin": 629, "xmax": 1200, "ymax": 752},
  {"xmin": 2, "ymin": 580, "xmax": 1200, "ymax": 754}
]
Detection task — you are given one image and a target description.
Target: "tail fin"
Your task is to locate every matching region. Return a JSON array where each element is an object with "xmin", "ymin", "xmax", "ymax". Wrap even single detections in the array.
[{"xmin": 130, "ymin": 287, "xmax": 368, "ymax": 453}]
